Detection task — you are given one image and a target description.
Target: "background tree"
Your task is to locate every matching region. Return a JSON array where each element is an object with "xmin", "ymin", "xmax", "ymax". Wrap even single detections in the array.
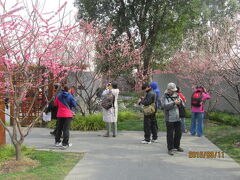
[
  {"xmin": 66, "ymin": 24, "xmax": 144, "ymax": 115},
  {"xmin": 163, "ymin": 51, "xmax": 221, "ymax": 111},
  {"xmin": 95, "ymin": 27, "xmax": 144, "ymax": 88},
  {"xmin": 164, "ymin": 14, "xmax": 240, "ymax": 113},
  {"xmin": 206, "ymin": 19, "xmax": 240, "ymax": 113},
  {"xmin": 75, "ymin": 0, "xmax": 239, "ymax": 76}
]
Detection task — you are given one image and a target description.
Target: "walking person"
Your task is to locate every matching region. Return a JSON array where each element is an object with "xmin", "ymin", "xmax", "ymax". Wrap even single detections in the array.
[
  {"xmin": 138, "ymin": 83, "xmax": 158, "ymax": 144},
  {"xmin": 161, "ymin": 82, "xmax": 183, "ymax": 155},
  {"xmin": 190, "ymin": 86, "xmax": 211, "ymax": 137},
  {"xmin": 54, "ymin": 86, "xmax": 77, "ymax": 149},
  {"xmin": 102, "ymin": 81, "xmax": 119, "ymax": 137},
  {"xmin": 176, "ymin": 86, "xmax": 187, "ymax": 133}
]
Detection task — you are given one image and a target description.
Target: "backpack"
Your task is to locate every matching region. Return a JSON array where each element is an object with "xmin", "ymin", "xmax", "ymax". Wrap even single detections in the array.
[
  {"xmin": 191, "ymin": 91, "xmax": 203, "ymax": 107},
  {"xmin": 101, "ymin": 90, "xmax": 115, "ymax": 110}
]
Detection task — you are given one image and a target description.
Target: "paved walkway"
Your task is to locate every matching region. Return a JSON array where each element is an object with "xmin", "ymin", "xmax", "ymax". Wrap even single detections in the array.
[{"xmin": 6, "ymin": 128, "xmax": 240, "ymax": 180}]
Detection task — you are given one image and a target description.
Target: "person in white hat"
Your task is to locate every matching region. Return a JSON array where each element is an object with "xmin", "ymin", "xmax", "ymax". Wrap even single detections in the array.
[{"xmin": 161, "ymin": 82, "xmax": 184, "ymax": 155}]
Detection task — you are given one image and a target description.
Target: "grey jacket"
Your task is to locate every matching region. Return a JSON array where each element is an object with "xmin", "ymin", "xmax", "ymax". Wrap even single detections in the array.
[{"xmin": 161, "ymin": 90, "xmax": 180, "ymax": 122}]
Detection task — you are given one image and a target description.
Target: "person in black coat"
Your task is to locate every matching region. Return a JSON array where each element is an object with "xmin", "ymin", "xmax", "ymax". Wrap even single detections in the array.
[{"xmin": 138, "ymin": 83, "xmax": 158, "ymax": 144}]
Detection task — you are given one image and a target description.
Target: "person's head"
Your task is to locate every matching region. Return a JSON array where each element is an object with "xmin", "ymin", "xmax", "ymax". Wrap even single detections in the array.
[
  {"xmin": 107, "ymin": 82, "xmax": 112, "ymax": 89},
  {"xmin": 111, "ymin": 81, "xmax": 118, "ymax": 89},
  {"xmin": 167, "ymin": 82, "xmax": 177, "ymax": 95},
  {"xmin": 142, "ymin": 83, "xmax": 151, "ymax": 92},
  {"xmin": 196, "ymin": 86, "xmax": 204, "ymax": 92},
  {"xmin": 176, "ymin": 86, "xmax": 180, "ymax": 93},
  {"xmin": 149, "ymin": 81, "xmax": 158, "ymax": 90},
  {"xmin": 54, "ymin": 83, "xmax": 61, "ymax": 90},
  {"xmin": 63, "ymin": 86, "xmax": 69, "ymax": 92}
]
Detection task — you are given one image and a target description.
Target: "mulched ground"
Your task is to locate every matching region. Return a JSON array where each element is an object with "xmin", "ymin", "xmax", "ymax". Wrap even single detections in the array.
[{"xmin": 0, "ymin": 158, "xmax": 39, "ymax": 174}]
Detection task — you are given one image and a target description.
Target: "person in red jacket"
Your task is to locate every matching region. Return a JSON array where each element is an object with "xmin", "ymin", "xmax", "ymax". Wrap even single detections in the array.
[
  {"xmin": 176, "ymin": 87, "xmax": 187, "ymax": 133},
  {"xmin": 54, "ymin": 86, "xmax": 77, "ymax": 149}
]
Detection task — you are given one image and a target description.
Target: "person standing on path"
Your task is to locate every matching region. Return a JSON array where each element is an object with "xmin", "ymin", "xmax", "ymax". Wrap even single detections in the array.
[
  {"xmin": 138, "ymin": 83, "xmax": 158, "ymax": 144},
  {"xmin": 49, "ymin": 83, "xmax": 62, "ymax": 136},
  {"xmin": 102, "ymin": 81, "xmax": 119, "ymax": 137},
  {"xmin": 190, "ymin": 86, "xmax": 211, "ymax": 137},
  {"xmin": 176, "ymin": 86, "xmax": 187, "ymax": 133},
  {"xmin": 54, "ymin": 86, "xmax": 77, "ymax": 149},
  {"xmin": 149, "ymin": 82, "xmax": 161, "ymax": 136},
  {"xmin": 161, "ymin": 82, "xmax": 183, "ymax": 155}
]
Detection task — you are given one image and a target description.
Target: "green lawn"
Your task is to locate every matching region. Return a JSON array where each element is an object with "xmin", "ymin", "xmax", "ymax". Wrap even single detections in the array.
[
  {"xmin": 205, "ymin": 122, "xmax": 240, "ymax": 163},
  {"xmin": 0, "ymin": 146, "xmax": 83, "ymax": 180}
]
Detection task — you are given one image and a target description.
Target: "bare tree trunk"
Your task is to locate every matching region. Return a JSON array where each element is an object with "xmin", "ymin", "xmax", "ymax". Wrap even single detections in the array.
[
  {"xmin": 14, "ymin": 142, "xmax": 22, "ymax": 161},
  {"xmin": 143, "ymin": 50, "xmax": 151, "ymax": 76}
]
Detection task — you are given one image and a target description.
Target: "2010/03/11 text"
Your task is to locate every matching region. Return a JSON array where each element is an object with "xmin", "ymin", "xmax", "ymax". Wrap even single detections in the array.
[{"xmin": 188, "ymin": 151, "xmax": 224, "ymax": 158}]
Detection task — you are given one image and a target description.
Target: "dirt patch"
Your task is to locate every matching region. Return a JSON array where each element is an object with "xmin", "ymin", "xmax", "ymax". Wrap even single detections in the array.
[{"xmin": 0, "ymin": 157, "xmax": 39, "ymax": 174}]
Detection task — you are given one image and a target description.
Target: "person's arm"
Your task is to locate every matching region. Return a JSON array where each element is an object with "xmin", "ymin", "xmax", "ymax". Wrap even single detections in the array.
[
  {"xmin": 161, "ymin": 95, "xmax": 180, "ymax": 110},
  {"xmin": 179, "ymin": 93, "xmax": 186, "ymax": 102},
  {"xmin": 102, "ymin": 89, "xmax": 109, "ymax": 96},
  {"xmin": 202, "ymin": 92, "xmax": 211, "ymax": 100},
  {"xmin": 72, "ymin": 98, "xmax": 77, "ymax": 108},
  {"xmin": 141, "ymin": 93, "xmax": 155, "ymax": 106},
  {"xmin": 54, "ymin": 97, "xmax": 58, "ymax": 107}
]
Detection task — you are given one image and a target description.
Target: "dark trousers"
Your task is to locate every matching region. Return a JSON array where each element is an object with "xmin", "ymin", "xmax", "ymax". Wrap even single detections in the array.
[
  {"xmin": 144, "ymin": 113, "xmax": 158, "ymax": 141},
  {"xmin": 166, "ymin": 121, "xmax": 182, "ymax": 150},
  {"xmin": 55, "ymin": 117, "xmax": 72, "ymax": 146},
  {"xmin": 52, "ymin": 119, "xmax": 59, "ymax": 134}
]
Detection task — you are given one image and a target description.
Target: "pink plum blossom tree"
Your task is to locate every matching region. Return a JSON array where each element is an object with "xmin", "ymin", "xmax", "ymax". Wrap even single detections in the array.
[{"xmin": 0, "ymin": 1, "xmax": 92, "ymax": 160}]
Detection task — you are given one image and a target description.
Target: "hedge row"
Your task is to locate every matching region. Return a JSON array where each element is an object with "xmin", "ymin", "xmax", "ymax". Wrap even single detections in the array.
[
  {"xmin": 208, "ymin": 112, "xmax": 240, "ymax": 126},
  {"xmin": 47, "ymin": 111, "xmax": 140, "ymax": 131}
]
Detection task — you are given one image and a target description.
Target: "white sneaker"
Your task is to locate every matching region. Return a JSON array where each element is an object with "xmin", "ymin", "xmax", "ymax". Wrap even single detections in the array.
[
  {"xmin": 141, "ymin": 140, "xmax": 151, "ymax": 144},
  {"xmin": 55, "ymin": 142, "xmax": 62, "ymax": 147},
  {"xmin": 151, "ymin": 139, "xmax": 159, "ymax": 143},
  {"xmin": 61, "ymin": 143, "xmax": 72, "ymax": 149}
]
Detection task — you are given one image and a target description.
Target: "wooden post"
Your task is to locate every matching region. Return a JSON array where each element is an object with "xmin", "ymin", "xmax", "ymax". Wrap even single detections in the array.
[
  {"xmin": 0, "ymin": 48, "xmax": 6, "ymax": 146},
  {"xmin": 0, "ymin": 95, "xmax": 6, "ymax": 146}
]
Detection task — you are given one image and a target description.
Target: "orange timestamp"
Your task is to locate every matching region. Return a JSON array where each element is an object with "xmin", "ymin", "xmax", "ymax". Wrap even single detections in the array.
[{"xmin": 188, "ymin": 151, "xmax": 225, "ymax": 158}]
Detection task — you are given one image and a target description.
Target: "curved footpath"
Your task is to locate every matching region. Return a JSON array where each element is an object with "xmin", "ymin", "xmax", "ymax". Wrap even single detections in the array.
[{"xmin": 7, "ymin": 128, "xmax": 240, "ymax": 180}]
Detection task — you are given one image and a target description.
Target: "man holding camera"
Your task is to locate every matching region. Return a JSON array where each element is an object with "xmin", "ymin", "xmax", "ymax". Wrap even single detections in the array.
[
  {"xmin": 138, "ymin": 83, "xmax": 158, "ymax": 144},
  {"xmin": 161, "ymin": 82, "xmax": 184, "ymax": 156}
]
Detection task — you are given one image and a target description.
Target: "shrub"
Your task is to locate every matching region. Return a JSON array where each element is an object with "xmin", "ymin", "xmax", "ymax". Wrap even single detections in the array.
[
  {"xmin": 47, "ymin": 111, "xmax": 141, "ymax": 130},
  {"xmin": 72, "ymin": 113, "xmax": 105, "ymax": 131},
  {"xmin": 185, "ymin": 109, "xmax": 191, "ymax": 118},
  {"xmin": 156, "ymin": 109, "xmax": 190, "ymax": 119},
  {"xmin": 119, "ymin": 91, "xmax": 140, "ymax": 97},
  {"xmin": 156, "ymin": 111, "xmax": 164, "ymax": 119},
  {"xmin": 208, "ymin": 112, "xmax": 240, "ymax": 126},
  {"xmin": 118, "ymin": 111, "xmax": 140, "ymax": 122},
  {"xmin": 47, "ymin": 114, "xmax": 105, "ymax": 131},
  {"xmin": 47, "ymin": 120, "xmax": 56, "ymax": 129}
]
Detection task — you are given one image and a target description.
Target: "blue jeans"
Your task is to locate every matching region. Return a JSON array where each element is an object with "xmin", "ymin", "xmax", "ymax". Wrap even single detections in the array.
[
  {"xmin": 190, "ymin": 112, "xmax": 204, "ymax": 136},
  {"xmin": 180, "ymin": 117, "xmax": 186, "ymax": 132}
]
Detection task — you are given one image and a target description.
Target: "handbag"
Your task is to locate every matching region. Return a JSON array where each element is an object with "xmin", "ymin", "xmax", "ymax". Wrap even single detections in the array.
[
  {"xmin": 143, "ymin": 103, "xmax": 155, "ymax": 115},
  {"xmin": 143, "ymin": 92, "xmax": 156, "ymax": 115},
  {"xmin": 43, "ymin": 112, "xmax": 51, "ymax": 121}
]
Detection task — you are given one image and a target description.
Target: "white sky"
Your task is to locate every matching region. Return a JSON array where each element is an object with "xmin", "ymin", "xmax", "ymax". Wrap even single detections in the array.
[{"xmin": 2, "ymin": 0, "xmax": 78, "ymax": 25}]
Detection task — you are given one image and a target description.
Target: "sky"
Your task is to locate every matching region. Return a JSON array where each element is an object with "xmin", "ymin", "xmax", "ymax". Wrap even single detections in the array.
[{"xmin": 2, "ymin": 0, "xmax": 78, "ymax": 25}]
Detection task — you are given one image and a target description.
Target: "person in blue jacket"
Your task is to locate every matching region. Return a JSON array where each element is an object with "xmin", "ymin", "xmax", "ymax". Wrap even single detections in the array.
[
  {"xmin": 150, "ymin": 82, "xmax": 161, "ymax": 111},
  {"xmin": 149, "ymin": 81, "xmax": 161, "ymax": 142}
]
